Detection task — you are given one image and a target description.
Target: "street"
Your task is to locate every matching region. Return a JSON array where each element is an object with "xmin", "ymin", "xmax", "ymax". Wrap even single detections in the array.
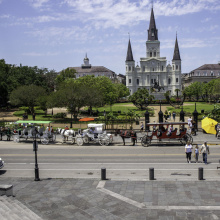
[{"xmin": 1, "ymin": 134, "xmax": 220, "ymax": 180}]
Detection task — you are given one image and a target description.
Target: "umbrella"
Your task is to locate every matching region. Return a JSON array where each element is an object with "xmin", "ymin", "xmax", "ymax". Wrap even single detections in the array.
[
  {"xmin": 79, "ymin": 118, "xmax": 95, "ymax": 122},
  {"xmin": 201, "ymin": 117, "xmax": 218, "ymax": 134}
]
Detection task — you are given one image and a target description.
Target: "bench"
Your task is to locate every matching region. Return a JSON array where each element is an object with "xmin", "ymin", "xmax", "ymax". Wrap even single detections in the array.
[{"xmin": 0, "ymin": 185, "xmax": 13, "ymax": 196}]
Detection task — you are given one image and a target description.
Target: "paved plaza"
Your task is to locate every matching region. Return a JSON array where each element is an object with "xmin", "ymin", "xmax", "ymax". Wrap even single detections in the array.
[{"xmin": 1, "ymin": 178, "xmax": 220, "ymax": 219}]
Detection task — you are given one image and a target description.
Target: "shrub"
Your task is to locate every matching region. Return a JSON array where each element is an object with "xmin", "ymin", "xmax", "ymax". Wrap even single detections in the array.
[{"xmin": 53, "ymin": 113, "xmax": 66, "ymax": 118}]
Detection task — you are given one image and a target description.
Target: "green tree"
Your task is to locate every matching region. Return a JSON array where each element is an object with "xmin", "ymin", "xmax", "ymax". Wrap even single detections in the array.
[
  {"xmin": 114, "ymin": 83, "xmax": 130, "ymax": 101},
  {"xmin": 56, "ymin": 68, "xmax": 76, "ymax": 87},
  {"xmin": 9, "ymin": 85, "xmax": 46, "ymax": 117},
  {"xmin": 129, "ymin": 88, "xmax": 154, "ymax": 110},
  {"xmin": 50, "ymin": 79, "xmax": 86, "ymax": 120}
]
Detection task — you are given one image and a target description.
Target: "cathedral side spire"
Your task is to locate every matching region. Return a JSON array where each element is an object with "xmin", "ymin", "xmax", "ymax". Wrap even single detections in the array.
[
  {"xmin": 172, "ymin": 34, "xmax": 181, "ymax": 61},
  {"xmin": 148, "ymin": 7, "xmax": 158, "ymax": 41},
  {"xmin": 126, "ymin": 38, "xmax": 134, "ymax": 61}
]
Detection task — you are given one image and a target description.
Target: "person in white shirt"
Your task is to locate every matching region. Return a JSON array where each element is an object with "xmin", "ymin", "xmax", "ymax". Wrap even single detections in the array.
[
  {"xmin": 185, "ymin": 141, "xmax": 193, "ymax": 163},
  {"xmin": 200, "ymin": 141, "xmax": 210, "ymax": 164}
]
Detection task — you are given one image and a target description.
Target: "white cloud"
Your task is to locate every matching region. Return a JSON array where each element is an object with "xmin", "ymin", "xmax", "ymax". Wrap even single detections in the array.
[
  {"xmin": 27, "ymin": 0, "xmax": 50, "ymax": 8},
  {"xmin": 26, "ymin": 25, "xmax": 94, "ymax": 45},
  {"xmin": 201, "ymin": 17, "xmax": 211, "ymax": 23},
  {"xmin": 22, "ymin": 51, "xmax": 59, "ymax": 56},
  {"xmin": 61, "ymin": 0, "xmax": 220, "ymax": 29}
]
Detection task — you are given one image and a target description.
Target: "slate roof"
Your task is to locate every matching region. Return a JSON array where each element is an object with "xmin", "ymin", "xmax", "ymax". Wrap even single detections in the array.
[
  {"xmin": 148, "ymin": 7, "xmax": 158, "ymax": 41},
  {"xmin": 193, "ymin": 64, "xmax": 220, "ymax": 71},
  {"xmin": 69, "ymin": 66, "xmax": 115, "ymax": 74},
  {"xmin": 126, "ymin": 39, "xmax": 134, "ymax": 61},
  {"xmin": 172, "ymin": 36, "xmax": 181, "ymax": 61}
]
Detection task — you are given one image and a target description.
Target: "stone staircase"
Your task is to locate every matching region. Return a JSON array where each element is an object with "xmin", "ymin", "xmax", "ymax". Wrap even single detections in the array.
[{"xmin": 0, "ymin": 195, "xmax": 43, "ymax": 220}]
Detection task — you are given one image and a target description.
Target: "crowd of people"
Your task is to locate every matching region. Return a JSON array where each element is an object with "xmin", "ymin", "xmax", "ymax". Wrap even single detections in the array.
[{"xmin": 185, "ymin": 141, "xmax": 210, "ymax": 164}]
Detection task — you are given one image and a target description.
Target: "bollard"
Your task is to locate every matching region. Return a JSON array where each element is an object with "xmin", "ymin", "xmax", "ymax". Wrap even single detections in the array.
[
  {"xmin": 198, "ymin": 167, "xmax": 203, "ymax": 180},
  {"xmin": 149, "ymin": 168, "xmax": 154, "ymax": 180},
  {"xmin": 101, "ymin": 168, "xmax": 106, "ymax": 180}
]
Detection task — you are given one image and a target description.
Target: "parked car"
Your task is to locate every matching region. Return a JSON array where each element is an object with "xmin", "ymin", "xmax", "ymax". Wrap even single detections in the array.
[{"xmin": 0, "ymin": 157, "xmax": 4, "ymax": 169}]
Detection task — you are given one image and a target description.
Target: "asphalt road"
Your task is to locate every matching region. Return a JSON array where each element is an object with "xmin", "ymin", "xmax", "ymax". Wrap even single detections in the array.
[{"xmin": 1, "ymin": 137, "xmax": 220, "ymax": 180}]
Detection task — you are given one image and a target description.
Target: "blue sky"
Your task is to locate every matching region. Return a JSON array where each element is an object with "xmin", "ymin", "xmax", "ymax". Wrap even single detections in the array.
[{"xmin": 0, "ymin": 0, "xmax": 220, "ymax": 74}]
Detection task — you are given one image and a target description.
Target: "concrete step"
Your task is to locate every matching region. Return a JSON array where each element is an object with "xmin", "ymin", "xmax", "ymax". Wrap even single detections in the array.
[{"xmin": 0, "ymin": 195, "xmax": 43, "ymax": 220}]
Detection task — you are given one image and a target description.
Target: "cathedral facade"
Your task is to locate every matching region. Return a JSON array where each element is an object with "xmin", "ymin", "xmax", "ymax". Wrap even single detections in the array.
[{"xmin": 126, "ymin": 7, "xmax": 182, "ymax": 99}]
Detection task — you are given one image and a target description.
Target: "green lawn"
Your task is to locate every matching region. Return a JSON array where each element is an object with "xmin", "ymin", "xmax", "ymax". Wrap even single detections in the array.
[{"xmin": 167, "ymin": 102, "xmax": 218, "ymax": 115}]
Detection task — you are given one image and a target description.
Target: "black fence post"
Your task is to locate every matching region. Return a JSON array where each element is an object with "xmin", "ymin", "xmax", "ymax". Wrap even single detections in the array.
[
  {"xmin": 149, "ymin": 168, "xmax": 154, "ymax": 180},
  {"xmin": 158, "ymin": 101, "xmax": 163, "ymax": 123},
  {"xmin": 180, "ymin": 105, "xmax": 185, "ymax": 122},
  {"xmin": 198, "ymin": 167, "xmax": 203, "ymax": 180},
  {"xmin": 101, "ymin": 168, "xmax": 106, "ymax": 180},
  {"xmin": 193, "ymin": 103, "xmax": 198, "ymax": 131},
  {"xmin": 145, "ymin": 110, "xmax": 150, "ymax": 131}
]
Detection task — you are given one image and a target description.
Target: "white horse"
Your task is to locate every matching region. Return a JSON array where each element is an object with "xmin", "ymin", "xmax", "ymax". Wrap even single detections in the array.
[{"xmin": 57, "ymin": 128, "xmax": 76, "ymax": 143}]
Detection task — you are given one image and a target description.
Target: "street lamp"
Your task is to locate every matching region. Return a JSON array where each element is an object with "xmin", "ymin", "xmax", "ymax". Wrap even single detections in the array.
[
  {"xmin": 33, "ymin": 127, "xmax": 40, "ymax": 181},
  {"xmin": 70, "ymin": 104, "xmax": 73, "ymax": 128},
  {"xmin": 104, "ymin": 110, "xmax": 106, "ymax": 130}
]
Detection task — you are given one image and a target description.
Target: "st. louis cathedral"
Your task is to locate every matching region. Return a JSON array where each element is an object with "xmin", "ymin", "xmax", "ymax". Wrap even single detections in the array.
[{"xmin": 126, "ymin": 7, "xmax": 182, "ymax": 99}]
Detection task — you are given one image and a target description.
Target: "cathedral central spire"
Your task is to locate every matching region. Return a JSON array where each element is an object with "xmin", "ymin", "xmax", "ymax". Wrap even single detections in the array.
[{"xmin": 148, "ymin": 7, "xmax": 158, "ymax": 41}]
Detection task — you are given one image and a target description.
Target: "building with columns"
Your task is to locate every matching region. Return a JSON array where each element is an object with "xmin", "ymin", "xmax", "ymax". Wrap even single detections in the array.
[{"xmin": 126, "ymin": 7, "xmax": 182, "ymax": 99}]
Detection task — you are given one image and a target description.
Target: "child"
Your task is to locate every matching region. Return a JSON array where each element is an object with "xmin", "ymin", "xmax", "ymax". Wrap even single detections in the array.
[{"xmin": 194, "ymin": 145, "xmax": 199, "ymax": 163}]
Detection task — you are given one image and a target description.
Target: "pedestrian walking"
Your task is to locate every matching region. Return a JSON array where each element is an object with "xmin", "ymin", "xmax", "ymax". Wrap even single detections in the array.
[
  {"xmin": 194, "ymin": 145, "xmax": 199, "ymax": 163},
  {"xmin": 200, "ymin": 141, "xmax": 210, "ymax": 164},
  {"xmin": 168, "ymin": 111, "xmax": 171, "ymax": 120},
  {"xmin": 185, "ymin": 141, "xmax": 193, "ymax": 163},
  {"xmin": 172, "ymin": 111, "xmax": 176, "ymax": 121},
  {"xmin": 140, "ymin": 122, "xmax": 144, "ymax": 132}
]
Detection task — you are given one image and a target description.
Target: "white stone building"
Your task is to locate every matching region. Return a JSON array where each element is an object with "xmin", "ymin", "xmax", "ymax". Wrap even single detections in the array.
[{"xmin": 126, "ymin": 7, "xmax": 182, "ymax": 99}]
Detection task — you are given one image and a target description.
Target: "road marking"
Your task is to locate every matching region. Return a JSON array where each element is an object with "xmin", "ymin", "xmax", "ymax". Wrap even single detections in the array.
[
  {"xmin": 2, "ymin": 153, "xmax": 220, "ymax": 157},
  {"xmin": 5, "ymin": 162, "xmax": 220, "ymax": 165},
  {"xmin": 96, "ymin": 181, "xmax": 220, "ymax": 211},
  {"xmin": 3, "ymin": 168, "xmax": 219, "ymax": 171}
]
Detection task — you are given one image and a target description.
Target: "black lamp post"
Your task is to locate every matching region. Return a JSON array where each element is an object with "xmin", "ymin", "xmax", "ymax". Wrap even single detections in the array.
[
  {"xmin": 104, "ymin": 110, "xmax": 106, "ymax": 130},
  {"xmin": 70, "ymin": 104, "xmax": 73, "ymax": 128},
  {"xmin": 193, "ymin": 103, "xmax": 198, "ymax": 131},
  {"xmin": 33, "ymin": 128, "xmax": 40, "ymax": 181},
  {"xmin": 158, "ymin": 101, "xmax": 163, "ymax": 123}
]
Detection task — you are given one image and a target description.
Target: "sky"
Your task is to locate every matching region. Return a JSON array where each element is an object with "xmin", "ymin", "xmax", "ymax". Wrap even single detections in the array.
[{"xmin": 0, "ymin": 0, "xmax": 220, "ymax": 75}]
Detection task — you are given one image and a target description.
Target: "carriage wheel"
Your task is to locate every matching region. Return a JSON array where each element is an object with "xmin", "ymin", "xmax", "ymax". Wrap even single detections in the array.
[
  {"xmin": 181, "ymin": 133, "xmax": 193, "ymax": 145},
  {"xmin": 99, "ymin": 135, "xmax": 110, "ymax": 146},
  {"xmin": 83, "ymin": 136, "xmax": 89, "ymax": 144},
  {"xmin": 71, "ymin": 137, "xmax": 75, "ymax": 144},
  {"xmin": 13, "ymin": 135, "xmax": 20, "ymax": 143},
  {"xmin": 41, "ymin": 137, "xmax": 49, "ymax": 145},
  {"xmin": 76, "ymin": 137, "xmax": 83, "ymax": 146},
  {"xmin": 141, "ymin": 135, "xmax": 151, "ymax": 147}
]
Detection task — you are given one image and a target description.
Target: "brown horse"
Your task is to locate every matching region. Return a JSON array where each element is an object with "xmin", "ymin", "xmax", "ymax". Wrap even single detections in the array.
[{"xmin": 118, "ymin": 130, "xmax": 137, "ymax": 146}]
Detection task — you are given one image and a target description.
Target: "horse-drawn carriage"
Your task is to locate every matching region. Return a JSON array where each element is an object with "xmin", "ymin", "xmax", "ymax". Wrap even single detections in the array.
[
  {"xmin": 13, "ymin": 121, "xmax": 56, "ymax": 145},
  {"xmin": 75, "ymin": 124, "xmax": 113, "ymax": 146},
  {"xmin": 141, "ymin": 122, "xmax": 193, "ymax": 147}
]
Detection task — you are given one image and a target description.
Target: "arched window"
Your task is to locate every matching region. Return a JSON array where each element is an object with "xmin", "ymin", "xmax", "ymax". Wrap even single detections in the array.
[
  {"xmin": 129, "ymin": 66, "xmax": 131, "ymax": 71},
  {"xmin": 150, "ymin": 52, "xmax": 152, "ymax": 57},
  {"xmin": 168, "ymin": 78, "xmax": 171, "ymax": 84},
  {"xmin": 176, "ymin": 78, "xmax": 178, "ymax": 83},
  {"xmin": 154, "ymin": 51, "xmax": 156, "ymax": 57},
  {"xmin": 176, "ymin": 65, "xmax": 178, "ymax": 70}
]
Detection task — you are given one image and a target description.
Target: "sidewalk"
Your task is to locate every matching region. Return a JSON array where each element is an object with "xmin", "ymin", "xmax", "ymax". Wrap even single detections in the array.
[{"xmin": 1, "ymin": 178, "xmax": 220, "ymax": 219}]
